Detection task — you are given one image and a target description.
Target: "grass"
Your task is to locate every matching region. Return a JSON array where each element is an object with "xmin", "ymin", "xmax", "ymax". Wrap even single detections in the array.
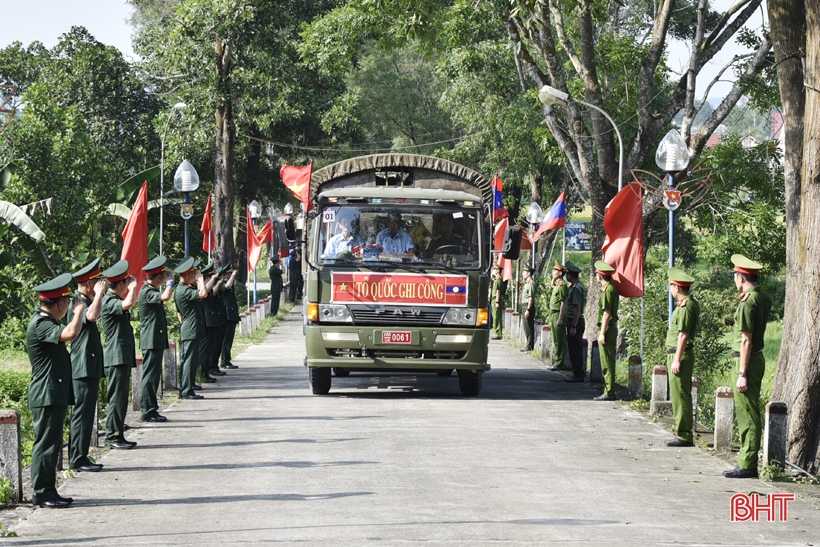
[{"xmin": 0, "ymin": 348, "xmax": 29, "ymax": 373}]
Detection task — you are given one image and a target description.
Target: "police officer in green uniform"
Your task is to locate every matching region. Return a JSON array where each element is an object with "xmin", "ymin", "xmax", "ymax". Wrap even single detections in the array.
[
  {"xmin": 520, "ymin": 265, "xmax": 535, "ymax": 351},
  {"xmin": 268, "ymin": 258, "xmax": 284, "ymax": 316},
  {"xmin": 27, "ymin": 274, "xmax": 84, "ymax": 508},
  {"xmin": 665, "ymin": 268, "xmax": 700, "ymax": 447},
  {"xmin": 138, "ymin": 256, "xmax": 174, "ymax": 422},
  {"xmin": 595, "ymin": 260, "xmax": 619, "ymax": 400},
  {"xmin": 174, "ymin": 257, "xmax": 211, "ymax": 399},
  {"xmin": 724, "ymin": 254, "xmax": 771, "ymax": 479},
  {"xmin": 288, "ymin": 249, "xmax": 303, "ymax": 303},
  {"xmin": 219, "ymin": 264, "xmax": 240, "ymax": 370},
  {"xmin": 198, "ymin": 263, "xmax": 224, "ymax": 381},
  {"xmin": 68, "ymin": 259, "xmax": 107, "ymax": 472},
  {"xmin": 100, "ymin": 260, "xmax": 139, "ymax": 449},
  {"xmin": 490, "ymin": 263, "xmax": 503, "ymax": 339},
  {"xmin": 562, "ymin": 261, "xmax": 586, "ymax": 382},
  {"xmin": 548, "ymin": 263, "xmax": 569, "ymax": 368}
]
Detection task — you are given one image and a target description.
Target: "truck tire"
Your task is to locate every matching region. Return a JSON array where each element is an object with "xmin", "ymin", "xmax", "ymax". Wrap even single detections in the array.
[
  {"xmin": 457, "ymin": 370, "xmax": 482, "ymax": 396},
  {"xmin": 309, "ymin": 367, "xmax": 332, "ymax": 394},
  {"xmin": 436, "ymin": 369, "xmax": 454, "ymax": 377},
  {"xmin": 333, "ymin": 368, "xmax": 350, "ymax": 377}
]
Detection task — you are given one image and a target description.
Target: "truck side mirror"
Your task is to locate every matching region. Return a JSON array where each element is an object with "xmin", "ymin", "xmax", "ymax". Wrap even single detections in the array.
[
  {"xmin": 501, "ymin": 225, "xmax": 522, "ymax": 260},
  {"xmin": 277, "ymin": 217, "xmax": 296, "ymax": 250}
]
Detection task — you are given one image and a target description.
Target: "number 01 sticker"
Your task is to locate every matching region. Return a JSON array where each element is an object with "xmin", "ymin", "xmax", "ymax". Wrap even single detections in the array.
[{"xmin": 322, "ymin": 209, "xmax": 336, "ymax": 223}]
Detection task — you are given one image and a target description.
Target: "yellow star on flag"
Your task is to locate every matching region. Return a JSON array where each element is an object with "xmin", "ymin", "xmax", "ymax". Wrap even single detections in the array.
[{"xmin": 339, "ymin": 283, "xmax": 347, "ymax": 291}]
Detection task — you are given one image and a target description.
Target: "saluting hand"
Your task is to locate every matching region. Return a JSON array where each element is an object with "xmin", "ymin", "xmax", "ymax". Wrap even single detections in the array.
[{"xmin": 94, "ymin": 279, "xmax": 107, "ymax": 296}]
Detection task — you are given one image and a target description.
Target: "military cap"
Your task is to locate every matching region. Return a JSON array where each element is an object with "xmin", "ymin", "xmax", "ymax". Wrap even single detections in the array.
[
  {"xmin": 216, "ymin": 264, "xmax": 230, "ymax": 276},
  {"xmin": 174, "ymin": 257, "xmax": 196, "ymax": 275},
  {"xmin": 564, "ymin": 261, "xmax": 582, "ymax": 274},
  {"xmin": 200, "ymin": 262, "xmax": 215, "ymax": 276},
  {"xmin": 553, "ymin": 263, "xmax": 566, "ymax": 272},
  {"xmin": 668, "ymin": 267, "xmax": 695, "ymax": 287},
  {"xmin": 73, "ymin": 258, "xmax": 102, "ymax": 283},
  {"xmin": 34, "ymin": 273, "xmax": 74, "ymax": 300},
  {"xmin": 594, "ymin": 260, "xmax": 615, "ymax": 274},
  {"xmin": 102, "ymin": 259, "xmax": 130, "ymax": 283},
  {"xmin": 522, "ymin": 265, "xmax": 534, "ymax": 273},
  {"xmin": 193, "ymin": 259, "xmax": 202, "ymax": 269},
  {"xmin": 731, "ymin": 254, "xmax": 763, "ymax": 275},
  {"xmin": 142, "ymin": 255, "xmax": 168, "ymax": 275}
]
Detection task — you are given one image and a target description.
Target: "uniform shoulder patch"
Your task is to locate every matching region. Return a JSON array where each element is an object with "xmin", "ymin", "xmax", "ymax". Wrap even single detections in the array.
[
  {"xmin": 555, "ymin": 281, "xmax": 563, "ymax": 287},
  {"xmin": 677, "ymin": 299, "xmax": 686, "ymax": 307},
  {"xmin": 39, "ymin": 312, "xmax": 49, "ymax": 317},
  {"xmin": 739, "ymin": 292, "xmax": 750, "ymax": 302}
]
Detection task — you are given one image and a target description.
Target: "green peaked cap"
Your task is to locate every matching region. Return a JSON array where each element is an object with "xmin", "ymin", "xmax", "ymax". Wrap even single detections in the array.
[
  {"xmin": 33, "ymin": 273, "xmax": 74, "ymax": 297},
  {"xmin": 101, "ymin": 259, "xmax": 130, "ymax": 281},
  {"xmin": 200, "ymin": 262, "xmax": 215, "ymax": 276},
  {"xmin": 564, "ymin": 261, "xmax": 582, "ymax": 274},
  {"xmin": 594, "ymin": 260, "xmax": 615, "ymax": 273},
  {"xmin": 72, "ymin": 257, "xmax": 102, "ymax": 281},
  {"xmin": 668, "ymin": 267, "xmax": 695, "ymax": 286},
  {"xmin": 173, "ymin": 257, "xmax": 196, "ymax": 274},
  {"xmin": 142, "ymin": 255, "xmax": 168, "ymax": 272},
  {"xmin": 731, "ymin": 254, "xmax": 763, "ymax": 273}
]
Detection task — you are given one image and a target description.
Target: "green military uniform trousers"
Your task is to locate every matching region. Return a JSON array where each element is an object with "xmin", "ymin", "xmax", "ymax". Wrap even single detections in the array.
[
  {"xmin": 550, "ymin": 311, "xmax": 567, "ymax": 367},
  {"xmin": 140, "ymin": 349, "xmax": 163, "ymax": 419},
  {"xmin": 104, "ymin": 364, "xmax": 131, "ymax": 443},
  {"xmin": 179, "ymin": 338, "xmax": 199, "ymax": 397},
  {"xmin": 30, "ymin": 405, "xmax": 67, "ymax": 504},
  {"xmin": 491, "ymin": 302, "xmax": 503, "ymax": 338},
  {"xmin": 198, "ymin": 330, "xmax": 213, "ymax": 376},
  {"xmin": 667, "ymin": 349, "xmax": 695, "ymax": 443},
  {"xmin": 221, "ymin": 321, "xmax": 238, "ymax": 367},
  {"xmin": 208, "ymin": 326, "xmax": 225, "ymax": 372},
  {"xmin": 522, "ymin": 311, "xmax": 535, "ymax": 350},
  {"xmin": 600, "ymin": 324, "xmax": 618, "ymax": 395},
  {"xmin": 69, "ymin": 377, "xmax": 99, "ymax": 468},
  {"xmin": 734, "ymin": 354, "xmax": 766, "ymax": 469}
]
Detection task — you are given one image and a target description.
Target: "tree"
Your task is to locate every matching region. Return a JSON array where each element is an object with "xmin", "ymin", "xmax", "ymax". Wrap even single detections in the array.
[{"xmin": 767, "ymin": 0, "xmax": 820, "ymax": 473}]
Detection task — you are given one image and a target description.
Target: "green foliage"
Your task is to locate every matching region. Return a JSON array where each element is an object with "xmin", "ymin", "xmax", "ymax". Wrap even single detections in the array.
[{"xmin": 0, "ymin": 367, "xmax": 33, "ymax": 466}]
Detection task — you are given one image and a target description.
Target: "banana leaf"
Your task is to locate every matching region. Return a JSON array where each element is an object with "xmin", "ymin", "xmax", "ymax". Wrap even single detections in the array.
[
  {"xmin": 98, "ymin": 237, "xmax": 122, "ymax": 257},
  {"xmin": 0, "ymin": 200, "xmax": 46, "ymax": 240},
  {"xmin": 148, "ymin": 197, "xmax": 183, "ymax": 210},
  {"xmin": 116, "ymin": 165, "xmax": 160, "ymax": 205},
  {"xmin": 106, "ymin": 203, "xmax": 132, "ymax": 220},
  {"xmin": 0, "ymin": 161, "xmax": 17, "ymax": 191},
  {"xmin": 0, "ymin": 249, "xmax": 11, "ymax": 270},
  {"xmin": 12, "ymin": 235, "xmax": 54, "ymax": 277}
]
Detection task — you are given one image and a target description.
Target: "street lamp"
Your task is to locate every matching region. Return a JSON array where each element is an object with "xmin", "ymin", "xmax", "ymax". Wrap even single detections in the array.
[
  {"xmin": 655, "ymin": 128, "xmax": 690, "ymax": 318},
  {"xmin": 173, "ymin": 159, "xmax": 200, "ymax": 258},
  {"xmin": 538, "ymin": 85, "xmax": 624, "ymax": 191},
  {"xmin": 249, "ymin": 200, "xmax": 261, "ymax": 305},
  {"xmin": 159, "ymin": 102, "xmax": 186, "ymax": 256},
  {"xmin": 525, "ymin": 202, "xmax": 544, "ymax": 272}
]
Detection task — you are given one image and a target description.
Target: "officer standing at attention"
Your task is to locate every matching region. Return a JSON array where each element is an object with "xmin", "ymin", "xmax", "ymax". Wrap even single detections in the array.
[
  {"xmin": 174, "ymin": 257, "xmax": 211, "ymax": 399},
  {"xmin": 548, "ymin": 263, "xmax": 569, "ymax": 369},
  {"xmin": 520, "ymin": 265, "xmax": 535, "ymax": 352},
  {"xmin": 138, "ymin": 256, "xmax": 174, "ymax": 423},
  {"xmin": 490, "ymin": 263, "xmax": 503, "ymax": 340},
  {"xmin": 665, "ymin": 268, "xmax": 700, "ymax": 447},
  {"xmin": 198, "ymin": 263, "xmax": 224, "ymax": 383},
  {"xmin": 219, "ymin": 264, "xmax": 240, "ymax": 370},
  {"xmin": 561, "ymin": 261, "xmax": 586, "ymax": 382},
  {"xmin": 68, "ymin": 259, "xmax": 107, "ymax": 473},
  {"xmin": 99, "ymin": 260, "xmax": 139, "ymax": 449},
  {"xmin": 208, "ymin": 265, "xmax": 228, "ymax": 378},
  {"xmin": 724, "ymin": 254, "xmax": 771, "ymax": 479},
  {"xmin": 268, "ymin": 257, "xmax": 284, "ymax": 316},
  {"xmin": 288, "ymin": 249, "xmax": 303, "ymax": 303},
  {"xmin": 27, "ymin": 274, "xmax": 84, "ymax": 508},
  {"xmin": 594, "ymin": 260, "xmax": 619, "ymax": 401}
]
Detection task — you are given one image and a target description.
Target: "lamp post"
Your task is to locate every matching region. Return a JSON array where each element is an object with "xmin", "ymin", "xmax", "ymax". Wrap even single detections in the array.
[
  {"xmin": 249, "ymin": 199, "xmax": 261, "ymax": 305},
  {"xmin": 159, "ymin": 102, "xmax": 186, "ymax": 256},
  {"xmin": 525, "ymin": 202, "xmax": 544, "ymax": 272},
  {"xmin": 538, "ymin": 85, "xmax": 623, "ymax": 191},
  {"xmin": 173, "ymin": 159, "xmax": 200, "ymax": 258},
  {"xmin": 655, "ymin": 129, "xmax": 691, "ymax": 319}
]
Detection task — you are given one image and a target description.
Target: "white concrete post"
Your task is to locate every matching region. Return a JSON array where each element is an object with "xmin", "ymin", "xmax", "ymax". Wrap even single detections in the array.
[
  {"xmin": 0, "ymin": 410, "xmax": 23, "ymax": 503},
  {"xmin": 163, "ymin": 340, "xmax": 178, "ymax": 392},
  {"xmin": 628, "ymin": 355, "xmax": 642, "ymax": 400},
  {"xmin": 131, "ymin": 356, "xmax": 144, "ymax": 411},
  {"xmin": 690, "ymin": 377, "xmax": 699, "ymax": 431},
  {"xmin": 540, "ymin": 325, "xmax": 552, "ymax": 362},
  {"xmin": 589, "ymin": 341, "xmax": 603, "ymax": 384},
  {"xmin": 714, "ymin": 387, "xmax": 735, "ymax": 452},
  {"xmin": 504, "ymin": 309, "xmax": 512, "ymax": 337},
  {"xmin": 763, "ymin": 402, "xmax": 788, "ymax": 468}
]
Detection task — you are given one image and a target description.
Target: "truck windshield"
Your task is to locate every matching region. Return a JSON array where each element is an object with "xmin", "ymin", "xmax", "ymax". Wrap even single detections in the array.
[{"xmin": 316, "ymin": 204, "xmax": 482, "ymax": 269}]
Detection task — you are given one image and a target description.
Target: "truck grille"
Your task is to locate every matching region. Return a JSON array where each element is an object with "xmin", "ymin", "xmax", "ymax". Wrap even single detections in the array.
[
  {"xmin": 350, "ymin": 308, "xmax": 444, "ymax": 325},
  {"xmin": 330, "ymin": 348, "xmax": 466, "ymax": 360}
]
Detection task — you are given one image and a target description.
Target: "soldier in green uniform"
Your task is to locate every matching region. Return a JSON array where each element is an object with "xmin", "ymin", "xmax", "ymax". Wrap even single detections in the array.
[
  {"xmin": 490, "ymin": 263, "xmax": 503, "ymax": 340},
  {"xmin": 68, "ymin": 259, "xmax": 107, "ymax": 473},
  {"xmin": 269, "ymin": 258, "xmax": 284, "ymax": 316},
  {"xmin": 665, "ymin": 268, "xmax": 700, "ymax": 447},
  {"xmin": 99, "ymin": 260, "xmax": 139, "ymax": 449},
  {"xmin": 208, "ymin": 265, "xmax": 228, "ymax": 376},
  {"xmin": 520, "ymin": 265, "xmax": 535, "ymax": 352},
  {"xmin": 198, "ymin": 263, "xmax": 225, "ymax": 381},
  {"xmin": 219, "ymin": 264, "xmax": 240, "ymax": 370},
  {"xmin": 548, "ymin": 263, "xmax": 569, "ymax": 369},
  {"xmin": 27, "ymin": 274, "xmax": 84, "ymax": 508},
  {"xmin": 595, "ymin": 260, "xmax": 619, "ymax": 400},
  {"xmin": 288, "ymin": 249, "xmax": 303, "ymax": 303},
  {"xmin": 724, "ymin": 254, "xmax": 771, "ymax": 479},
  {"xmin": 562, "ymin": 262, "xmax": 586, "ymax": 382},
  {"xmin": 138, "ymin": 256, "xmax": 174, "ymax": 423},
  {"xmin": 174, "ymin": 257, "xmax": 210, "ymax": 400}
]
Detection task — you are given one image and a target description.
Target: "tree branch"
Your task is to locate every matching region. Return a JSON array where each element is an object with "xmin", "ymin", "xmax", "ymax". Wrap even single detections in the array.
[
  {"xmin": 698, "ymin": 0, "xmax": 763, "ymax": 72},
  {"xmin": 681, "ymin": 0, "xmax": 709, "ymax": 142},
  {"xmin": 548, "ymin": 0, "xmax": 584, "ymax": 77}
]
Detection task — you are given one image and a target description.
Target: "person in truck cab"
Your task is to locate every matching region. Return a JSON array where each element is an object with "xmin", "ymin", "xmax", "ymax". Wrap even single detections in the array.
[
  {"xmin": 376, "ymin": 212, "xmax": 415, "ymax": 254},
  {"xmin": 323, "ymin": 217, "xmax": 365, "ymax": 258}
]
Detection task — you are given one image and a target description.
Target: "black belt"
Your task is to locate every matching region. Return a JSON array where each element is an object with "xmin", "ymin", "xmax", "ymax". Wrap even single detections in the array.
[
  {"xmin": 551, "ymin": 310, "xmax": 561, "ymax": 314},
  {"xmin": 666, "ymin": 347, "xmax": 693, "ymax": 354},
  {"xmin": 731, "ymin": 350, "xmax": 763, "ymax": 358}
]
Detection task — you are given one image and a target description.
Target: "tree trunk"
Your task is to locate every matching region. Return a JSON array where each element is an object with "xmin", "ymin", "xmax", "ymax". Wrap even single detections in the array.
[
  {"xmin": 770, "ymin": 0, "xmax": 819, "ymax": 473},
  {"xmin": 214, "ymin": 39, "xmax": 236, "ymax": 270}
]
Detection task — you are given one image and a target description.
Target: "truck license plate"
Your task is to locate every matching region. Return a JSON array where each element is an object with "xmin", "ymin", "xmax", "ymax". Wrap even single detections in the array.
[{"xmin": 382, "ymin": 331, "xmax": 412, "ymax": 344}]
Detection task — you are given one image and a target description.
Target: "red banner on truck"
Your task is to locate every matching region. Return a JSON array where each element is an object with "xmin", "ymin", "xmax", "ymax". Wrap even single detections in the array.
[{"xmin": 331, "ymin": 272, "xmax": 468, "ymax": 306}]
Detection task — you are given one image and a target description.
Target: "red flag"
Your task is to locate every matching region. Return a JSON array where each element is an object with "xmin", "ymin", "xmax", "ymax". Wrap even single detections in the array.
[
  {"xmin": 201, "ymin": 193, "xmax": 214, "ymax": 253},
  {"xmin": 280, "ymin": 164, "xmax": 313, "ymax": 212},
  {"xmin": 492, "ymin": 175, "xmax": 509, "ymax": 222},
  {"xmin": 246, "ymin": 207, "xmax": 263, "ymax": 272},
  {"xmin": 493, "ymin": 218, "xmax": 508, "ymax": 250},
  {"xmin": 258, "ymin": 220, "xmax": 273, "ymax": 244},
  {"xmin": 602, "ymin": 183, "xmax": 644, "ymax": 297},
  {"xmin": 121, "ymin": 181, "xmax": 149, "ymax": 289},
  {"xmin": 532, "ymin": 191, "xmax": 566, "ymax": 242},
  {"xmin": 499, "ymin": 255, "xmax": 513, "ymax": 281}
]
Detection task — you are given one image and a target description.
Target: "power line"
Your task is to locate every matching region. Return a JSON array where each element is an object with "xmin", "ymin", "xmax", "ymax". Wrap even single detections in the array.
[{"xmin": 238, "ymin": 130, "xmax": 488, "ymax": 153}]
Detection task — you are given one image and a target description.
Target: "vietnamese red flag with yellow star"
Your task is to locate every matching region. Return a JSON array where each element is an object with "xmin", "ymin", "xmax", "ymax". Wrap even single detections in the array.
[
  {"xmin": 280, "ymin": 164, "xmax": 313, "ymax": 212},
  {"xmin": 602, "ymin": 183, "xmax": 644, "ymax": 297},
  {"xmin": 201, "ymin": 192, "xmax": 214, "ymax": 253},
  {"xmin": 121, "ymin": 180, "xmax": 149, "ymax": 289}
]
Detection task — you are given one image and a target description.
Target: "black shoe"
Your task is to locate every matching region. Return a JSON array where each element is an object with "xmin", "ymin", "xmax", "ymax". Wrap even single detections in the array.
[
  {"xmin": 56, "ymin": 495, "xmax": 74, "ymax": 504},
  {"xmin": 520, "ymin": 348, "xmax": 533, "ymax": 352},
  {"xmin": 73, "ymin": 464, "xmax": 102, "ymax": 472},
  {"xmin": 566, "ymin": 377, "xmax": 585, "ymax": 383},
  {"xmin": 723, "ymin": 466, "xmax": 758, "ymax": 479},
  {"xmin": 184, "ymin": 394, "xmax": 205, "ymax": 400},
  {"xmin": 37, "ymin": 499, "xmax": 70, "ymax": 509},
  {"xmin": 222, "ymin": 363, "xmax": 238, "ymax": 369},
  {"xmin": 141, "ymin": 413, "xmax": 167, "ymax": 423},
  {"xmin": 665, "ymin": 438, "xmax": 694, "ymax": 447},
  {"xmin": 192, "ymin": 384, "xmax": 202, "ymax": 390},
  {"xmin": 549, "ymin": 366, "xmax": 569, "ymax": 371},
  {"xmin": 210, "ymin": 369, "xmax": 227, "ymax": 376},
  {"xmin": 119, "ymin": 437, "xmax": 137, "ymax": 447},
  {"xmin": 491, "ymin": 336, "xmax": 501, "ymax": 340},
  {"xmin": 594, "ymin": 393, "xmax": 616, "ymax": 401},
  {"xmin": 204, "ymin": 376, "xmax": 217, "ymax": 383},
  {"xmin": 107, "ymin": 441, "xmax": 133, "ymax": 449}
]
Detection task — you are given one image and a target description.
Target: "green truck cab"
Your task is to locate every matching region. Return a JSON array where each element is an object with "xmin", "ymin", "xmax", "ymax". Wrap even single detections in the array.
[{"xmin": 302, "ymin": 154, "xmax": 493, "ymax": 396}]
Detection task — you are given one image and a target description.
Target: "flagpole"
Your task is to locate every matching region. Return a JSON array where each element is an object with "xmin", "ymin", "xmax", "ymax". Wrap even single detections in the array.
[{"xmin": 562, "ymin": 226, "xmax": 566, "ymax": 264}]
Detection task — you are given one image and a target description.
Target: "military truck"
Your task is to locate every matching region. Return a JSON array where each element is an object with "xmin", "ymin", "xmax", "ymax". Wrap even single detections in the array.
[{"xmin": 302, "ymin": 154, "xmax": 493, "ymax": 396}]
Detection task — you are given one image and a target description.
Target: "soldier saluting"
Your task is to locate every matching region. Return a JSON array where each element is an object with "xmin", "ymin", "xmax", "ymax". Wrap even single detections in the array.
[
  {"xmin": 174, "ymin": 257, "xmax": 213, "ymax": 399},
  {"xmin": 138, "ymin": 256, "xmax": 174, "ymax": 423},
  {"xmin": 68, "ymin": 259, "xmax": 107, "ymax": 473},
  {"xmin": 27, "ymin": 274, "xmax": 84, "ymax": 508}
]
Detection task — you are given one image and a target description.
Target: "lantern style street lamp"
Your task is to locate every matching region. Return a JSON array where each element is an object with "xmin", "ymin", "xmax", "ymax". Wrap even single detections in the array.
[
  {"xmin": 249, "ymin": 200, "xmax": 261, "ymax": 305},
  {"xmin": 173, "ymin": 159, "xmax": 200, "ymax": 257},
  {"xmin": 525, "ymin": 202, "xmax": 544, "ymax": 272},
  {"xmin": 159, "ymin": 102, "xmax": 186, "ymax": 256}
]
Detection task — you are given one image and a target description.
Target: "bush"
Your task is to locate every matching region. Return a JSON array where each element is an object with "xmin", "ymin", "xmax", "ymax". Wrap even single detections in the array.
[{"xmin": 0, "ymin": 368, "xmax": 34, "ymax": 466}]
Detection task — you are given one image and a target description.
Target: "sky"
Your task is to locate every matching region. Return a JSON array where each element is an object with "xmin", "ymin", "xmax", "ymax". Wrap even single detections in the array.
[{"xmin": 0, "ymin": 0, "xmax": 763, "ymax": 100}]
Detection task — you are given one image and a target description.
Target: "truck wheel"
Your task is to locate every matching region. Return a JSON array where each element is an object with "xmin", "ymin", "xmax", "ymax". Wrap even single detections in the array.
[
  {"xmin": 333, "ymin": 368, "xmax": 350, "ymax": 377},
  {"xmin": 457, "ymin": 370, "xmax": 482, "ymax": 396},
  {"xmin": 436, "ymin": 369, "xmax": 454, "ymax": 377},
  {"xmin": 309, "ymin": 367, "xmax": 332, "ymax": 394}
]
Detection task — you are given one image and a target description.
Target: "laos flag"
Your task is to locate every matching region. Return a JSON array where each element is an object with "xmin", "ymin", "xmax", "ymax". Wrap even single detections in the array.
[
  {"xmin": 532, "ymin": 191, "xmax": 566, "ymax": 242},
  {"xmin": 492, "ymin": 174, "xmax": 509, "ymax": 221}
]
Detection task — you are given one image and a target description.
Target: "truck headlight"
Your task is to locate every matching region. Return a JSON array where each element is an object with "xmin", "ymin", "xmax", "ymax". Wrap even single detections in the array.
[
  {"xmin": 442, "ymin": 308, "xmax": 478, "ymax": 326},
  {"xmin": 318, "ymin": 304, "xmax": 353, "ymax": 323}
]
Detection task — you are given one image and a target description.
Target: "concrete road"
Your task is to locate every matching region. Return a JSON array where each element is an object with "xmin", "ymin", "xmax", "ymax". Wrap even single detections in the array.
[{"xmin": 7, "ymin": 309, "xmax": 820, "ymax": 545}]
